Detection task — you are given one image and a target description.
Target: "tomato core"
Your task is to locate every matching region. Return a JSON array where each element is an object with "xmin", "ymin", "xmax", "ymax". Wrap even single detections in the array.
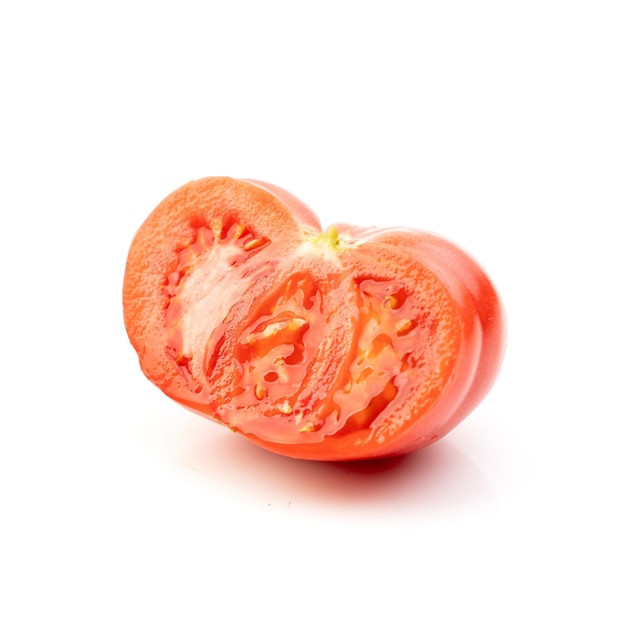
[{"xmin": 162, "ymin": 216, "xmax": 272, "ymax": 393}]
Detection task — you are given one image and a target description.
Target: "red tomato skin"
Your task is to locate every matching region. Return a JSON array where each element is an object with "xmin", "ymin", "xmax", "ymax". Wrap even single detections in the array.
[
  {"xmin": 352, "ymin": 227, "xmax": 507, "ymax": 454},
  {"xmin": 123, "ymin": 177, "xmax": 506, "ymax": 461}
]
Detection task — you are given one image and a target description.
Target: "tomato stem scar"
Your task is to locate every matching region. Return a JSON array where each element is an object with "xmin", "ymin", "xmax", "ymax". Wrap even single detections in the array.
[{"xmin": 303, "ymin": 225, "xmax": 359, "ymax": 257}]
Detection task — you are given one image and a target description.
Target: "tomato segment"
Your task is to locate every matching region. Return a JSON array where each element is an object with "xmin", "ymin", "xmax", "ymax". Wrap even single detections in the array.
[
  {"xmin": 213, "ymin": 261, "xmax": 359, "ymax": 443},
  {"xmin": 332, "ymin": 278, "xmax": 425, "ymax": 435},
  {"xmin": 233, "ymin": 274, "xmax": 322, "ymax": 409},
  {"xmin": 162, "ymin": 217, "xmax": 272, "ymax": 392},
  {"xmin": 123, "ymin": 177, "xmax": 505, "ymax": 461}
]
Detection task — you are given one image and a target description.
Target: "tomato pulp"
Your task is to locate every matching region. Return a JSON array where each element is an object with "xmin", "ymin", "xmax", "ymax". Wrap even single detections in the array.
[{"xmin": 123, "ymin": 177, "xmax": 505, "ymax": 461}]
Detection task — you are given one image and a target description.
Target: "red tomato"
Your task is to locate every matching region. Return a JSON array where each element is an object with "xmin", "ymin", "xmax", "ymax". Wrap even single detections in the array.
[{"xmin": 123, "ymin": 177, "xmax": 505, "ymax": 461}]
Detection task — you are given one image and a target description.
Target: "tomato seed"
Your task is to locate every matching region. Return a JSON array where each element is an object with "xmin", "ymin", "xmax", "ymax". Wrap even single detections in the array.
[
  {"xmin": 255, "ymin": 384, "xmax": 266, "ymax": 399},
  {"xmin": 395, "ymin": 319, "xmax": 417, "ymax": 335},
  {"xmin": 243, "ymin": 237, "xmax": 265, "ymax": 251}
]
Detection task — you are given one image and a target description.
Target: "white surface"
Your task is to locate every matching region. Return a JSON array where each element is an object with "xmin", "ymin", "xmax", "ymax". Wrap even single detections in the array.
[{"xmin": 1, "ymin": 1, "xmax": 625, "ymax": 616}]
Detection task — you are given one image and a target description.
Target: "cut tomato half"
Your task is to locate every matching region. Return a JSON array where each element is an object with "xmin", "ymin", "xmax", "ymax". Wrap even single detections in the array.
[{"xmin": 123, "ymin": 177, "xmax": 505, "ymax": 461}]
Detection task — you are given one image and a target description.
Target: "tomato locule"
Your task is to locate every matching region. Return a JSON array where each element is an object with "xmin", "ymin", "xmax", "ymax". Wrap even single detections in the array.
[{"xmin": 123, "ymin": 177, "xmax": 505, "ymax": 460}]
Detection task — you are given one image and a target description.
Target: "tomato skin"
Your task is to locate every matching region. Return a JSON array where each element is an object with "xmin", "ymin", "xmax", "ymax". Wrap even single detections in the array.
[
  {"xmin": 123, "ymin": 177, "xmax": 506, "ymax": 461},
  {"xmin": 339, "ymin": 226, "xmax": 507, "ymax": 456}
]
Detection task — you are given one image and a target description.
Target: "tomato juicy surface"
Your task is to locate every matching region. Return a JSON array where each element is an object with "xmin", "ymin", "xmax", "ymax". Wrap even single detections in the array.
[{"xmin": 123, "ymin": 177, "xmax": 505, "ymax": 461}]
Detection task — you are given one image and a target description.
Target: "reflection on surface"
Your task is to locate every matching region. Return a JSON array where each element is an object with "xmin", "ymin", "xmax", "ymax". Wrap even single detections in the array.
[{"xmin": 160, "ymin": 418, "xmax": 491, "ymax": 515}]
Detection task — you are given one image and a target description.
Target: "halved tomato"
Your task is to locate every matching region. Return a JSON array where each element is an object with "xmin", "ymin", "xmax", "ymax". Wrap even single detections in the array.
[{"xmin": 123, "ymin": 177, "xmax": 505, "ymax": 461}]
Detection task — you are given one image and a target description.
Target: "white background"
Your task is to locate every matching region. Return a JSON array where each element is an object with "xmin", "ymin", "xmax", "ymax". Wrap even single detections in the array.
[{"xmin": 1, "ymin": 1, "xmax": 625, "ymax": 616}]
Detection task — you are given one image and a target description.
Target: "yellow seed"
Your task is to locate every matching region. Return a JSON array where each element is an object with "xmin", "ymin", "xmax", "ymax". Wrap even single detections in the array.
[
  {"xmin": 211, "ymin": 219, "xmax": 223, "ymax": 236},
  {"xmin": 243, "ymin": 237, "xmax": 265, "ymax": 251},
  {"xmin": 255, "ymin": 384, "xmax": 266, "ymax": 399},
  {"xmin": 272, "ymin": 360, "xmax": 290, "ymax": 383},
  {"xmin": 250, "ymin": 318, "xmax": 306, "ymax": 343},
  {"xmin": 383, "ymin": 295, "xmax": 399, "ymax": 309},
  {"xmin": 260, "ymin": 322, "xmax": 282, "ymax": 338},
  {"xmin": 299, "ymin": 421, "xmax": 315, "ymax": 433},
  {"xmin": 288, "ymin": 318, "xmax": 307, "ymax": 330},
  {"xmin": 277, "ymin": 401, "xmax": 292, "ymax": 415},
  {"xmin": 395, "ymin": 319, "xmax": 415, "ymax": 335}
]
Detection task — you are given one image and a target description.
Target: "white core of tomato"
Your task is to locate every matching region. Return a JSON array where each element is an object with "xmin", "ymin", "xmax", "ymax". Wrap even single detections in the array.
[
  {"xmin": 175, "ymin": 243, "xmax": 253, "ymax": 371},
  {"xmin": 172, "ymin": 226, "xmax": 357, "ymax": 392}
]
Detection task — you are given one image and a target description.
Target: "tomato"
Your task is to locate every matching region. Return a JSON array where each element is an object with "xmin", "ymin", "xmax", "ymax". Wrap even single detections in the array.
[{"xmin": 123, "ymin": 177, "xmax": 505, "ymax": 461}]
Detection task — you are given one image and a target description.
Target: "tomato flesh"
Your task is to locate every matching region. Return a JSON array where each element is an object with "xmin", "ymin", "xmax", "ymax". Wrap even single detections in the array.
[
  {"xmin": 333, "ymin": 278, "xmax": 426, "ymax": 433},
  {"xmin": 233, "ymin": 274, "xmax": 324, "ymax": 410},
  {"xmin": 123, "ymin": 177, "xmax": 505, "ymax": 461}
]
